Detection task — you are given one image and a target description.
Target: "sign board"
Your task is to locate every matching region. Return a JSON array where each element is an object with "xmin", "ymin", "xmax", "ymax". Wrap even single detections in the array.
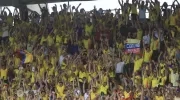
[{"xmin": 125, "ymin": 39, "xmax": 141, "ymax": 54}]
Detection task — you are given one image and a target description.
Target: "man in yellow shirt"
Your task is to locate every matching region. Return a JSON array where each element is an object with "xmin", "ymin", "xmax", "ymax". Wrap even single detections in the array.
[
  {"xmin": 151, "ymin": 73, "xmax": 159, "ymax": 88},
  {"xmin": 0, "ymin": 65, "xmax": 8, "ymax": 81},
  {"xmin": 90, "ymin": 87, "xmax": 99, "ymax": 100},
  {"xmin": 169, "ymin": 13, "xmax": 178, "ymax": 27},
  {"xmin": 99, "ymin": 82, "xmax": 109, "ymax": 95},
  {"xmin": 131, "ymin": 0, "xmax": 138, "ymax": 21},
  {"xmin": 155, "ymin": 91, "xmax": 164, "ymax": 100},
  {"xmin": 123, "ymin": 87, "xmax": 131, "ymax": 99},
  {"xmin": 134, "ymin": 55, "xmax": 143, "ymax": 73},
  {"xmin": 151, "ymin": 31, "xmax": 160, "ymax": 62},
  {"xmin": 143, "ymin": 47, "xmax": 153, "ymax": 63},
  {"xmin": 56, "ymin": 82, "xmax": 65, "ymax": 99}
]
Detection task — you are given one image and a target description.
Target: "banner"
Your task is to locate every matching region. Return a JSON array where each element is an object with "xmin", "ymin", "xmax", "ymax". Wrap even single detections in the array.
[
  {"xmin": 14, "ymin": 50, "xmax": 33, "ymax": 64},
  {"xmin": 125, "ymin": 39, "xmax": 140, "ymax": 54}
]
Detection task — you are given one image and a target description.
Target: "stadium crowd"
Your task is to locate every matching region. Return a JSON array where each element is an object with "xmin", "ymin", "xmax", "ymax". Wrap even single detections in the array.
[{"xmin": 0, "ymin": 0, "xmax": 180, "ymax": 99}]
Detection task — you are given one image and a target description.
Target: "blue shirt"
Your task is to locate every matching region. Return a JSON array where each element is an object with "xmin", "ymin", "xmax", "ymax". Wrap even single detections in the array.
[{"xmin": 67, "ymin": 44, "xmax": 79, "ymax": 55}]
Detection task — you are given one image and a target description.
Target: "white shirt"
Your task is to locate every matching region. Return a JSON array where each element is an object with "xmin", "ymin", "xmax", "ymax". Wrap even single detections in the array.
[
  {"xmin": 143, "ymin": 34, "xmax": 150, "ymax": 45},
  {"xmin": 74, "ymin": 88, "xmax": 81, "ymax": 96},
  {"xmin": 171, "ymin": 72, "xmax": 179, "ymax": 87},
  {"xmin": 59, "ymin": 55, "xmax": 64, "ymax": 65},
  {"xmin": 84, "ymin": 93, "xmax": 89, "ymax": 100},
  {"xmin": 115, "ymin": 61, "xmax": 125, "ymax": 73}
]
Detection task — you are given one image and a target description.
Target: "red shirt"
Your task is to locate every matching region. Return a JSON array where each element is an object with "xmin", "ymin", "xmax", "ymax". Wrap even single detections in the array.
[{"xmin": 95, "ymin": 29, "xmax": 102, "ymax": 41}]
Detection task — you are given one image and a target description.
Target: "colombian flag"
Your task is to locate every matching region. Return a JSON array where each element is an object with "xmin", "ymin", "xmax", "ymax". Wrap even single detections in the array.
[{"xmin": 15, "ymin": 50, "xmax": 33, "ymax": 64}]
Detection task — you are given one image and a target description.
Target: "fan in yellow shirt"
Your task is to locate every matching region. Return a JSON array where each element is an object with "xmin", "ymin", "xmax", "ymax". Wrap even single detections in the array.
[
  {"xmin": 55, "ymin": 34, "xmax": 62, "ymax": 46},
  {"xmin": 116, "ymin": 41, "xmax": 124, "ymax": 50},
  {"xmin": 68, "ymin": 73, "xmax": 76, "ymax": 82},
  {"xmin": 43, "ymin": 57, "xmax": 49, "ymax": 70},
  {"xmin": 90, "ymin": 87, "xmax": 99, "ymax": 100},
  {"xmin": 47, "ymin": 34, "xmax": 54, "ymax": 46},
  {"xmin": 56, "ymin": 82, "xmax": 65, "ymax": 99},
  {"xmin": 155, "ymin": 91, "xmax": 164, "ymax": 100},
  {"xmin": 40, "ymin": 35, "xmax": 48, "ymax": 45},
  {"xmin": 41, "ymin": 91, "xmax": 49, "ymax": 100},
  {"xmin": 134, "ymin": 55, "xmax": 143, "ymax": 73},
  {"xmin": 83, "ymin": 36, "xmax": 91, "ymax": 50},
  {"xmin": 142, "ymin": 72, "xmax": 151, "ymax": 88},
  {"xmin": 169, "ymin": 14, "xmax": 178, "ymax": 26},
  {"xmin": 143, "ymin": 47, "xmax": 153, "ymax": 63},
  {"xmin": 39, "ymin": 65, "xmax": 45, "ymax": 78},
  {"xmin": 123, "ymin": 87, "xmax": 131, "ymax": 99},
  {"xmin": 137, "ymin": 29, "xmax": 143, "ymax": 40},
  {"xmin": 102, "ymin": 45, "xmax": 110, "ymax": 55},
  {"xmin": 134, "ymin": 87, "xmax": 142, "ymax": 99},
  {"xmin": 167, "ymin": 45, "xmax": 176, "ymax": 59},
  {"xmin": 101, "ymin": 72, "xmax": 108, "ymax": 83},
  {"xmin": 134, "ymin": 72, "xmax": 142, "ymax": 86},
  {"xmin": 0, "ymin": 66, "xmax": 8, "ymax": 80},
  {"xmin": 78, "ymin": 70, "xmax": 87, "ymax": 82},
  {"xmin": 98, "ymin": 82, "xmax": 109, "ymax": 95},
  {"xmin": 47, "ymin": 63, "xmax": 55, "ymax": 76},
  {"xmin": 151, "ymin": 73, "xmax": 159, "ymax": 88},
  {"xmin": 50, "ymin": 54, "xmax": 57, "ymax": 67},
  {"xmin": 85, "ymin": 23, "xmax": 93, "ymax": 36}
]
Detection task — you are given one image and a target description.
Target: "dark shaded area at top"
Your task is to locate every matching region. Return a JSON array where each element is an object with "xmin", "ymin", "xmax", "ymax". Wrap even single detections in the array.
[{"xmin": 0, "ymin": 0, "xmax": 95, "ymax": 6}]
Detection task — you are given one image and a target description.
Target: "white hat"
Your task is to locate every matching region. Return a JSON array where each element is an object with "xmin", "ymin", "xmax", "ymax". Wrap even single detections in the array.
[{"xmin": 17, "ymin": 89, "xmax": 24, "ymax": 97}]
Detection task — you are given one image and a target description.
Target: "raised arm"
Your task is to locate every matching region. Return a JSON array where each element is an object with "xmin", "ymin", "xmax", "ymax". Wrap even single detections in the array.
[
  {"xmin": 175, "ymin": 0, "xmax": 180, "ymax": 5},
  {"xmin": 6, "ymin": 7, "xmax": 11, "ymax": 14},
  {"xmin": 158, "ymin": 52, "xmax": 163, "ymax": 63},
  {"xmin": 13, "ymin": 8, "xmax": 16, "ymax": 16},
  {"xmin": 137, "ymin": 0, "xmax": 141, "ymax": 8},
  {"xmin": 134, "ymin": 0, "xmax": 139, "ymax": 6},
  {"xmin": 118, "ymin": 0, "xmax": 123, "ymax": 7},
  {"xmin": 2, "ymin": 7, "xmax": 5, "ymax": 13},
  {"xmin": 1, "ymin": 7, "xmax": 6, "ymax": 15},
  {"xmin": 76, "ymin": 3, "xmax": 81, "ymax": 11},
  {"xmin": 140, "ymin": 87, "xmax": 144, "ymax": 100},
  {"xmin": 150, "ymin": 0, "xmax": 155, "ymax": 6},
  {"xmin": 38, "ymin": 4, "xmax": 43, "ymax": 10},
  {"xmin": 15, "ymin": 8, "xmax": 20, "ymax": 16},
  {"xmin": 60, "ymin": 5, "xmax": 63, "ymax": 11},
  {"xmin": 145, "ymin": 0, "xmax": 149, "ymax": 9},
  {"xmin": 171, "ymin": 0, "xmax": 177, "ymax": 11}
]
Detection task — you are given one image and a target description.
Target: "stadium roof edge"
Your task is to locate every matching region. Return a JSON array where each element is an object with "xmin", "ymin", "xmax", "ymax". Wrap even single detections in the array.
[{"xmin": 0, "ymin": 0, "xmax": 95, "ymax": 6}]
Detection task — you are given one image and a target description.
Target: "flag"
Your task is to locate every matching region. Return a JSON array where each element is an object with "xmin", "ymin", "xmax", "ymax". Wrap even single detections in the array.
[
  {"xmin": 125, "ymin": 39, "xmax": 141, "ymax": 54},
  {"xmin": 14, "ymin": 50, "xmax": 33, "ymax": 64}
]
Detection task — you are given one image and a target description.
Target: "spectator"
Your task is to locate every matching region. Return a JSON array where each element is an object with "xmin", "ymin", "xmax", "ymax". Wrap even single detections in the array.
[{"xmin": 0, "ymin": 0, "xmax": 180, "ymax": 99}]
